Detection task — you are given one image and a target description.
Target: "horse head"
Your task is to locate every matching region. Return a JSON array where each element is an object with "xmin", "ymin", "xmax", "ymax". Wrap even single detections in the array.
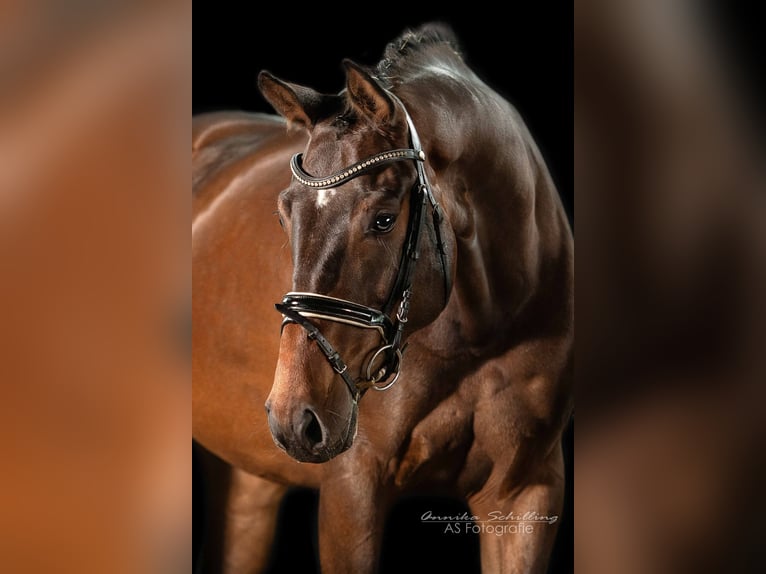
[{"xmin": 258, "ymin": 61, "xmax": 456, "ymax": 462}]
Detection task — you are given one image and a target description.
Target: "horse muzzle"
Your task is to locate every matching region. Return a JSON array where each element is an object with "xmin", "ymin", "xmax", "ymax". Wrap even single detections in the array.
[{"xmin": 265, "ymin": 397, "xmax": 358, "ymax": 463}]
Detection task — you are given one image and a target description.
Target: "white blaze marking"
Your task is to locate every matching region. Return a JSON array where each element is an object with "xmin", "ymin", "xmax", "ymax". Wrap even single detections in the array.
[{"xmin": 316, "ymin": 189, "xmax": 336, "ymax": 208}]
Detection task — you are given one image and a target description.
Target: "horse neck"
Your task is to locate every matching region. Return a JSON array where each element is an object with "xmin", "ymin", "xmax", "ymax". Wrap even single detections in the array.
[{"xmin": 400, "ymin": 78, "xmax": 573, "ymax": 354}]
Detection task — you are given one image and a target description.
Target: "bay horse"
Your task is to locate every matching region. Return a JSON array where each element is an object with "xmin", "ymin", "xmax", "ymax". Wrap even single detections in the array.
[{"xmin": 193, "ymin": 24, "xmax": 572, "ymax": 573}]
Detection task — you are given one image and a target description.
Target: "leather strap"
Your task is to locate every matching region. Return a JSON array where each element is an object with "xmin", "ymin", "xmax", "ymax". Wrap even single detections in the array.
[
  {"xmin": 275, "ymin": 303, "xmax": 360, "ymax": 401},
  {"xmin": 291, "ymin": 149, "xmax": 420, "ymax": 189},
  {"xmin": 279, "ymin": 293, "xmax": 393, "ymax": 337}
]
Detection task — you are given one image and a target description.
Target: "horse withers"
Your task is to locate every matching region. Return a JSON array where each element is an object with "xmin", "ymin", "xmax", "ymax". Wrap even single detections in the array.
[{"xmin": 193, "ymin": 24, "xmax": 573, "ymax": 573}]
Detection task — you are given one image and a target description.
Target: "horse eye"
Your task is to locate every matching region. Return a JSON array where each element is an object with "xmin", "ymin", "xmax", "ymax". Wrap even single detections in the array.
[{"xmin": 373, "ymin": 213, "xmax": 396, "ymax": 233}]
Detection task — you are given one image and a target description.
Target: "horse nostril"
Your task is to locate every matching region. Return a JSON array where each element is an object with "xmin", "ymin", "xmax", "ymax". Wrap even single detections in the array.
[
  {"xmin": 264, "ymin": 400, "xmax": 272, "ymax": 415},
  {"xmin": 302, "ymin": 409, "xmax": 324, "ymax": 449}
]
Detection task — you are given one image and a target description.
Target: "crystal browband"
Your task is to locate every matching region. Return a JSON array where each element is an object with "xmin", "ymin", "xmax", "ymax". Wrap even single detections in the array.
[{"xmin": 289, "ymin": 148, "xmax": 424, "ymax": 189}]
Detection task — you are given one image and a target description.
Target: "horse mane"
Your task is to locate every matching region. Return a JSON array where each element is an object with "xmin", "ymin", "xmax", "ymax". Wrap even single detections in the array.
[{"xmin": 375, "ymin": 23, "xmax": 464, "ymax": 88}]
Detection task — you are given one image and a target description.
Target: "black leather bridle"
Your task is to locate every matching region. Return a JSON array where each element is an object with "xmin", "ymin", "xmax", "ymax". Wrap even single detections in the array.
[{"xmin": 275, "ymin": 96, "xmax": 448, "ymax": 402}]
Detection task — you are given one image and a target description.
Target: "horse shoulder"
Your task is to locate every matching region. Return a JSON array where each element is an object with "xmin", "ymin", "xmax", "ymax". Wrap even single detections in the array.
[{"xmin": 390, "ymin": 330, "xmax": 570, "ymax": 490}]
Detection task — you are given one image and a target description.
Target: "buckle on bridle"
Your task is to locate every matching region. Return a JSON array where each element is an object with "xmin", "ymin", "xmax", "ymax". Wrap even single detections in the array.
[{"xmin": 396, "ymin": 289, "xmax": 412, "ymax": 323}]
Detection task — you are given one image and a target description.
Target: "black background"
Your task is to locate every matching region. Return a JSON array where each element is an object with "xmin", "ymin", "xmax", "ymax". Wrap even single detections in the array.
[
  {"xmin": 193, "ymin": 3, "xmax": 573, "ymax": 573},
  {"xmin": 192, "ymin": 3, "xmax": 573, "ymax": 215}
]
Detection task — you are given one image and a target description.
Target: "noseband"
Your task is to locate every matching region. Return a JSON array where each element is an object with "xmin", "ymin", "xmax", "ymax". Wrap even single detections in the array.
[{"xmin": 275, "ymin": 96, "xmax": 448, "ymax": 402}]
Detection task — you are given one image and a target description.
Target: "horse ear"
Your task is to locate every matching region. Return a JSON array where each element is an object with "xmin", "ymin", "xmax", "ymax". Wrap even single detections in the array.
[
  {"xmin": 257, "ymin": 71, "xmax": 322, "ymax": 129},
  {"xmin": 343, "ymin": 59, "xmax": 394, "ymax": 125}
]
